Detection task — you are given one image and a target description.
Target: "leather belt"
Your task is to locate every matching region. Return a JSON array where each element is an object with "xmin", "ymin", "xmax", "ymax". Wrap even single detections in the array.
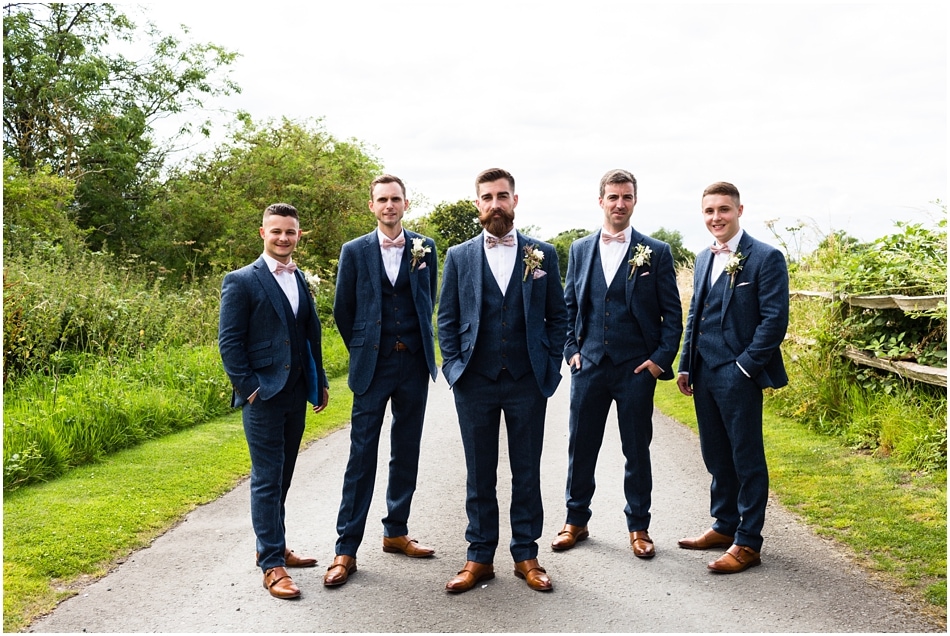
[{"xmin": 393, "ymin": 342, "xmax": 408, "ymax": 352}]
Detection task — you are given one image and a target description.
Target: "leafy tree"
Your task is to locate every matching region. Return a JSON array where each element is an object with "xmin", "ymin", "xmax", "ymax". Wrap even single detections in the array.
[
  {"xmin": 650, "ymin": 227, "xmax": 696, "ymax": 267},
  {"xmin": 548, "ymin": 228, "xmax": 591, "ymax": 279},
  {"xmin": 147, "ymin": 117, "xmax": 382, "ymax": 281},
  {"xmin": 1, "ymin": 157, "xmax": 85, "ymax": 259},
  {"xmin": 427, "ymin": 200, "xmax": 481, "ymax": 251},
  {"xmin": 2, "ymin": 3, "xmax": 240, "ymax": 252}
]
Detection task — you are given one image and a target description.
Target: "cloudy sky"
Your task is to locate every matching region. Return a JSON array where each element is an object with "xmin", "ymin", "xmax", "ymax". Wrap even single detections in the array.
[{"xmin": 142, "ymin": 1, "xmax": 946, "ymax": 254}]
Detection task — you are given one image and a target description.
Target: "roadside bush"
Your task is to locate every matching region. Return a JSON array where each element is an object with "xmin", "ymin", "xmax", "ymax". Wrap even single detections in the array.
[
  {"xmin": 772, "ymin": 218, "xmax": 947, "ymax": 471},
  {"xmin": 2, "ymin": 346, "xmax": 232, "ymax": 490}
]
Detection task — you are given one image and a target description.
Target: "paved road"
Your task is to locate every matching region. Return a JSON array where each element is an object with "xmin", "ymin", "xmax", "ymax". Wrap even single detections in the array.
[{"xmin": 30, "ymin": 371, "xmax": 940, "ymax": 633}]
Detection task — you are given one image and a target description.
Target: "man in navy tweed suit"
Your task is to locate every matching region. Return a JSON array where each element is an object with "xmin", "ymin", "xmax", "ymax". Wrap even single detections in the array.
[
  {"xmin": 219, "ymin": 202, "xmax": 330, "ymax": 599},
  {"xmin": 551, "ymin": 169, "xmax": 682, "ymax": 559},
  {"xmin": 677, "ymin": 181, "xmax": 789, "ymax": 574},
  {"xmin": 324, "ymin": 175, "xmax": 439, "ymax": 587},
  {"xmin": 438, "ymin": 168, "xmax": 568, "ymax": 593}
]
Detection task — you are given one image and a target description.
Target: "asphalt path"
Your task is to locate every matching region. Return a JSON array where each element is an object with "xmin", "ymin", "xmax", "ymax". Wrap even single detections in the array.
[{"xmin": 30, "ymin": 369, "xmax": 940, "ymax": 633}]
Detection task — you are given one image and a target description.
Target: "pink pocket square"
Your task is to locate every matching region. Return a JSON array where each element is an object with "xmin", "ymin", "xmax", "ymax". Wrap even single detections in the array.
[
  {"xmin": 532, "ymin": 269, "xmax": 547, "ymax": 279},
  {"xmin": 417, "ymin": 262, "xmax": 427, "ymax": 270},
  {"xmin": 639, "ymin": 271, "xmax": 650, "ymax": 276}
]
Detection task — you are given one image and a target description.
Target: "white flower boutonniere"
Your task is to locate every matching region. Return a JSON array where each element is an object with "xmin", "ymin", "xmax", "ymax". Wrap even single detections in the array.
[
  {"xmin": 628, "ymin": 244, "xmax": 652, "ymax": 279},
  {"xmin": 410, "ymin": 237, "xmax": 431, "ymax": 272},
  {"xmin": 723, "ymin": 251, "xmax": 746, "ymax": 288},
  {"xmin": 303, "ymin": 270, "xmax": 321, "ymax": 296},
  {"xmin": 523, "ymin": 244, "xmax": 545, "ymax": 281}
]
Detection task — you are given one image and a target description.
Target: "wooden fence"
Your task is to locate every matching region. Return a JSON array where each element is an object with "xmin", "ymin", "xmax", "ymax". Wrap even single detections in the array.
[{"xmin": 789, "ymin": 291, "xmax": 947, "ymax": 388}]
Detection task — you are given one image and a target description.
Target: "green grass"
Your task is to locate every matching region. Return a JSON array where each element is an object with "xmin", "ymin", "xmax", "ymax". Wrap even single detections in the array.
[
  {"xmin": 2, "ymin": 375, "xmax": 353, "ymax": 633},
  {"xmin": 653, "ymin": 380, "xmax": 947, "ymax": 622}
]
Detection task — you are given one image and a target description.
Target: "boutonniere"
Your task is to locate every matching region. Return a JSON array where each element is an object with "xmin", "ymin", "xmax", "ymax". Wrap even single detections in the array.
[
  {"xmin": 723, "ymin": 251, "xmax": 746, "ymax": 288},
  {"xmin": 410, "ymin": 237, "xmax": 431, "ymax": 272},
  {"xmin": 628, "ymin": 244, "xmax": 652, "ymax": 279},
  {"xmin": 303, "ymin": 270, "xmax": 321, "ymax": 297},
  {"xmin": 522, "ymin": 244, "xmax": 545, "ymax": 281}
]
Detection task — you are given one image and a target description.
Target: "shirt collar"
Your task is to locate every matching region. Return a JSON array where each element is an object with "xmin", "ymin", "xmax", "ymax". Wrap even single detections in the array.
[
  {"xmin": 377, "ymin": 228, "xmax": 405, "ymax": 246},
  {"xmin": 261, "ymin": 252, "xmax": 294, "ymax": 273},
  {"xmin": 716, "ymin": 229, "xmax": 744, "ymax": 254}
]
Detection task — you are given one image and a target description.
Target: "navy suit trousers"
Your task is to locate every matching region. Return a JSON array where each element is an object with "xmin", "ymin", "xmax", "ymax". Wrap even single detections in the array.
[
  {"xmin": 453, "ymin": 369, "xmax": 547, "ymax": 564},
  {"xmin": 566, "ymin": 355, "xmax": 656, "ymax": 531},
  {"xmin": 334, "ymin": 349, "xmax": 429, "ymax": 556},
  {"xmin": 242, "ymin": 374, "xmax": 307, "ymax": 571},
  {"xmin": 692, "ymin": 357, "xmax": 769, "ymax": 552}
]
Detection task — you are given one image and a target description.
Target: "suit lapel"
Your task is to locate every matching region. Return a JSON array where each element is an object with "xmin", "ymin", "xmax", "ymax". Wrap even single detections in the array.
[
  {"xmin": 625, "ymin": 229, "xmax": 645, "ymax": 307},
  {"xmin": 575, "ymin": 233, "xmax": 596, "ymax": 310},
  {"xmin": 254, "ymin": 258, "xmax": 289, "ymax": 329},
  {"xmin": 361, "ymin": 232, "xmax": 383, "ymax": 302},
  {"xmin": 405, "ymin": 230, "xmax": 421, "ymax": 304},
  {"xmin": 722, "ymin": 233, "xmax": 753, "ymax": 315},
  {"xmin": 517, "ymin": 232, "xmax": 534, "ymax": 327}
]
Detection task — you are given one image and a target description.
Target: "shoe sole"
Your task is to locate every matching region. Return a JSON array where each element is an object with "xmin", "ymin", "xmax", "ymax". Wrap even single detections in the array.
[
  {"xmin": 382, "ymin": 546, "xmax": 435, "ymax": 558},
  {"xmin": 708, "ymin": 558, "xmax": 761, "ymax": 574}
]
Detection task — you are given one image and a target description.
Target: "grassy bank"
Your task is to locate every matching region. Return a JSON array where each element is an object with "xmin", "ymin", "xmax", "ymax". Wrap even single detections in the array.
[
  {"xmin": 653, "ymin": 380, "xmax": 947, "ymax": 624},
  {"xmin": 2, "ymin": 376, "xmax": 354, "ymax": 633}
]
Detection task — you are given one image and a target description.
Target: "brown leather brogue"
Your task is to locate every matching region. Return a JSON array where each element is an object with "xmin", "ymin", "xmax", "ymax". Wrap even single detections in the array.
[
  {"xmin": 707, "ymin": 544, "xmax": 761, "ymax": 574},
  {"xmin": 382, "ymin": 535, "xmax": 435, "ymax": 558},
  {"xmin": 513, "ymin": 558, "xmax": 553, "ymax": 591},
  {"xmin": 323, "ymin": 554, "xmax": 357, "ymax": 587},
  {"xmin": 263, "ymin": 566, "xmax": 300, "ymax": 599},
  {"xmin": 630, "ymin": 530, "xmax": 656, "ymax": 559},
  {"xmin": 255, "ymin": 547, "xmax": 317, "ymax": 568},
  {"xmin": 445, "ymin": 561, "xmax": 495, "ymax": 593},
  {"xmin": 677, "ymin": 528, "xmax": 735, "ymax": 551},
  {"xmin": 551, "ymin": 524, "xmax": 589, "ymax": 551}
]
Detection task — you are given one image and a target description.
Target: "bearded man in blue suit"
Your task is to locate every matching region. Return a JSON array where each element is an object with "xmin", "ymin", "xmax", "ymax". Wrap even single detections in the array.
[
  {"xmin": 219, "ymin": 203, "xmax": 330, "ymax": 599},
  {"xmin": 438, "ymin": 168, "xmax": 568, "ymax": 594},
  {"xmin": 324, "ymin": 174, "xmax": 439, "ymax": 587},
  {"xmin": 551, "ymin": 169, "xmax": 682, "ymax": 559},
  {"xmin": 677, "ymin": 181, "xmax": 789, "ymax": 574}
]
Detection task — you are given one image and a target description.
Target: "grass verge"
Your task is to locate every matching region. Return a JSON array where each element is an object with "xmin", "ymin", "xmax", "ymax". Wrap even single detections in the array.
[
  {"xmin": 2, "ymin": 376, "xmax": 353, "ymax": 633},
  {"xmin": 653, "ymin": 379, "xmax": 947, "ymax": 624}
]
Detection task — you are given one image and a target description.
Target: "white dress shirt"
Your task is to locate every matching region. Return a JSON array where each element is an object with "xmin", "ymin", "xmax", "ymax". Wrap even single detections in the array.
[
  {"xmin": 262, "ymin": 252, "xmax": 299, "ymax": 315},
  {"xmin": 483, "ymin": 229, "xmax": 517, "ymax": 294},
  {"xmin": 710, "ymin": 229, "xmax": 744, "ymax": 284},
  {"xmin": 377, "ymin": 228, "xmax": 405, "ymax": 286},
  {"xmin": 599, "ymin": 226, "xmax": 632, "ymax": 284}
]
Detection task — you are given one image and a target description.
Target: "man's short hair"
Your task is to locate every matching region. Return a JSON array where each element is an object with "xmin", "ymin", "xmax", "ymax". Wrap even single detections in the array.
[
  {"xmin": 702, "ymin": 182, "xmax": 741, "ymax": 207},
  {"xmin": 475, "ymin": 168, "xmax": 515, "ymax": 193},
  {"xmin": 599, "ymin": 169, "xmax": 638, "ymax": 199},
  {"xmin": 264, "ymin": 202, "xmax": 299, "ymax": 220},
  {"xmin": 370, "ymin": 174, "xmax": 407, "ymax": 199}
]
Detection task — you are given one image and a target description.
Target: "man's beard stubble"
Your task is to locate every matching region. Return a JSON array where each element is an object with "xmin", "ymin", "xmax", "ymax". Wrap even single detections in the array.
[{"xmin": 481, "ymin": 208, "xmax": 515, "ymax": 238}]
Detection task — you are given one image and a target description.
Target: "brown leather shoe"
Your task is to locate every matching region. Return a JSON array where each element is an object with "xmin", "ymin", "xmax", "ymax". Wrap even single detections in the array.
[
  {"xmin": 263, "ymin": 566, "xmax": 300, "ymax": 599},
  {"xmin": 551, "ymin": 524, "xmax": 589, "ymax": 551},
  {"xmin": 708, "ymin": 544, "xmax": 761, "ymax": 573},
  {"xmin": 630, "ymin": 531, "xmax": 656, "ymax": 559},
  {"xmin": 445, "ymin": 561, "xmax": 495, "ymax": 593},
  {"xmin": 323, "ymin": 554, "xmax": 357, "ymax": 587},
  {"xmin": 255, "ymin": 548, "xmax": 318, "ymax": 568},
  {"xmin": 678, "ymin": 528, "xmax": 735, "ymax": 550},
  {"xmin": 513, "ymin": 558, "xmax": 553, "ymax": 591},
  {"xmin": 382, "ymin": 535, "xmax": 435, "ymax": 558}
]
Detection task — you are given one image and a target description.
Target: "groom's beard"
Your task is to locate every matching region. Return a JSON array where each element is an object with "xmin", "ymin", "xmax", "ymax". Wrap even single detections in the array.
[{"xmin": 480, "ymin": 208, "xmax": 515, "ymax": 238}]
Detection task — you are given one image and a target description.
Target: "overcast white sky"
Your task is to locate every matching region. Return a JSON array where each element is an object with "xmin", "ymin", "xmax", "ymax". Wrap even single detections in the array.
[{"xmin": 140, "ymin": 1, "xmax": 946, "ymax": 254}]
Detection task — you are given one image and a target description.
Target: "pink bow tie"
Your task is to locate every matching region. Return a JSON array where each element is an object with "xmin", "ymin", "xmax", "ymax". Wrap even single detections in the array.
[
  {"xmin": 601, "ymin": 231, "xmax": 626, "ymax": 244},
  {"xmin": 382, "ymin": 236, "xmax": 405, "ymax": 249},
  {"xmin": 485, "ymin": 234, "xmax": 516, "ymax": 248},
  {"xmin": 274, "ymin": 262, "xmax": 297, "ymax": 275},
  {"xmin": 710, "ymin": 243, "xmax": 732, "ymax": 255}
]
